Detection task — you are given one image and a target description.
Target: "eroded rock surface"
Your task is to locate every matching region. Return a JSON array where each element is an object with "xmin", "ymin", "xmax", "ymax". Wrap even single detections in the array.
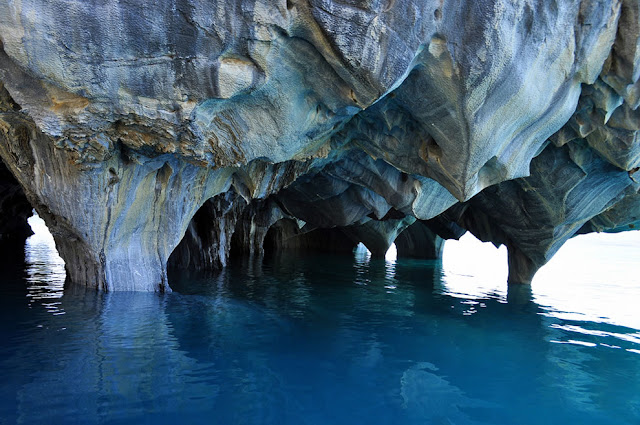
[{"xmin": 0, "ymin": 0, "xmax": 639, "ymax": 291}]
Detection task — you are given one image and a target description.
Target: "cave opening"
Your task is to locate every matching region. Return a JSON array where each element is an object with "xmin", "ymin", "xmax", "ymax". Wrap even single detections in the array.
[
  {"xmin": 441, "ymin": 232, "xmax": 508, "ymax": 298},
  {"xmin": 24, "ymin": 211, "xmax": 66, "ymax": 298},
  {"xmin": 354, "ymin": 242, "xmax": 397, "ymax": 262},
  {"xmin": 262, "ymin": 218, "xmax": 301, "ymax": 259},
  {"xmin": 262, "ymin": 223, "xmax": 360, "ymax": 259}
]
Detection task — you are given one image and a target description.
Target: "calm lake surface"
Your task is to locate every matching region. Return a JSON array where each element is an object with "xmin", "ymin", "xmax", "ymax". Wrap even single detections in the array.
[{"xmin": 1, "ymin": 217, "xmax": 639, "ymax": 425}]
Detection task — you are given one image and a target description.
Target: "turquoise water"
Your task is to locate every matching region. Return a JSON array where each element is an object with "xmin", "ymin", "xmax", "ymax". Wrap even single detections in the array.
[{"xmin": 1, "ymin": 220, "xmax": 640, "ymax": 424}]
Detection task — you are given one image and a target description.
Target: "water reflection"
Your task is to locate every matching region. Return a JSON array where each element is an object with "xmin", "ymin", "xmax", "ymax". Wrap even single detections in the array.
[
  {"xmin": 3, "ymin": 291, "xmax": 220, "ymax": 425},
  {"xmin": 170, "ymin": 253, "xmax": 640, "ymax": 424},
  {"xmin": 2, "ymin": 220, "xmax": 640, "ymax": 424},
  {"xmin": 400, "ymin": 362, "xmax": 491, "ymax": 424},
  {"xmin": 353, "ymin": 243, "xmax": 399, "ymax": 292}
]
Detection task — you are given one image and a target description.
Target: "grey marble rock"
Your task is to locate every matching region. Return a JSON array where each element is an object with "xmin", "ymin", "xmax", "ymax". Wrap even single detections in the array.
[
  {"xmin": 439, "ymin": 140, "xmax": 637, "ymax": 283},
  {"xmin": 341, "ymin": 215, "xmax": 417, "ymax": 257},
  {"xmin": 168, "ymin": 190, "xmax": 248, "ymax": 271},
  {"xmin": 579, "ymin": 184, "xmax": 640, "ymax": 233},
  {"xmin": 0, "ymin": 0, "xmax": 639, "ymax": 291}
]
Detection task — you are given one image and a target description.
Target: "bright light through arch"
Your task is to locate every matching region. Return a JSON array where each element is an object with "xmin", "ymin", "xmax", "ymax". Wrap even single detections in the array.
[
  {"xmin": 441, "ymin": 233, "xmax": 508, "ymax": 300},
  {"xmin": 25, "ymin": 211, "xmax": 66, "ymax": 303},
  {"xmin": 441, "ymin": 230, "xmax": 640, "ymax": 330},
  {"xmin": 353, "ymin": 242, "xmax": 397, "ymax": 261},
  {"xmin": 385, "ymin": 243, "xmax": 397, "ymax": 261}
]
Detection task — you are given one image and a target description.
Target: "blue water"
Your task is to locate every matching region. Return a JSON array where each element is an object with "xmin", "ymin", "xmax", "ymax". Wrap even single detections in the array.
[{"xmin": 1, "ymin": 220, "xmax": 640, "ymax": 425}]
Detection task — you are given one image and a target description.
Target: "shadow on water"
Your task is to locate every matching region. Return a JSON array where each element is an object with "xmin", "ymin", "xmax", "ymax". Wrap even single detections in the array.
[{"xmin": 2, "ymin": 229, "xmax": 640, "ymax": 424}]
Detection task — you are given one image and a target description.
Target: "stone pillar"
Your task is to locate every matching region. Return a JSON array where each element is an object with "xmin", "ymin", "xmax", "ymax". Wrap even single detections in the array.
[
  {"xmin": 506, "ymin": 246, "xmax": 538, "ymax": 285},
  {"xmin": 230, "ymin": 198, "xmax": 286, "ymax": 259},
  {"xmin": 0, "ymin": 113, "xmax": 229, "ymax": 292},
  {"xmin": 394, "ymin": 221, "xmax": 445, "ymax": 260}
]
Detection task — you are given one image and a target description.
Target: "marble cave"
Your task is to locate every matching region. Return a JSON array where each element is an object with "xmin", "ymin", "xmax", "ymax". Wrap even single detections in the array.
[{"xmin": 0, "ymin": 0, "xmax": 639, "ymax": 292}]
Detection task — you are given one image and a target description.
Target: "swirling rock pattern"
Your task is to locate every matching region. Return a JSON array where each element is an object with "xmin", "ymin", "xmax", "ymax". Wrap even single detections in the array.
[{"xmin": 0, "ymin": 0, "xmax": 638, "ymax": 290}]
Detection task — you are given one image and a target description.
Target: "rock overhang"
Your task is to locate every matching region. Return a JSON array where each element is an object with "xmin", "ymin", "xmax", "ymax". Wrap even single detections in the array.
[{"xmin": 0, "ymin": 0, "xmax": 637, "ymax": 291}]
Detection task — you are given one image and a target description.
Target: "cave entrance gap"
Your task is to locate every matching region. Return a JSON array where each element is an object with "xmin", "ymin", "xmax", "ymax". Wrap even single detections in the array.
[{"xmin": 24, "ymin": 210, "xmax": 66, "ymax": 297}]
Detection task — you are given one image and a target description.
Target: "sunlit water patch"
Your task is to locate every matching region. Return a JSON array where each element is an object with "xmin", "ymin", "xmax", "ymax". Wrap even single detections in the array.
[
  {"xmin": 534, "ymin": 232, "xmax": 640, "ymax": 330},
  {"xmin": 443, "ymin": 232, "xmax": 640, "ymax": 350},
  {"xmin": 0, "ymin": 224, "xmax": 639, "ymax": 424}
]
